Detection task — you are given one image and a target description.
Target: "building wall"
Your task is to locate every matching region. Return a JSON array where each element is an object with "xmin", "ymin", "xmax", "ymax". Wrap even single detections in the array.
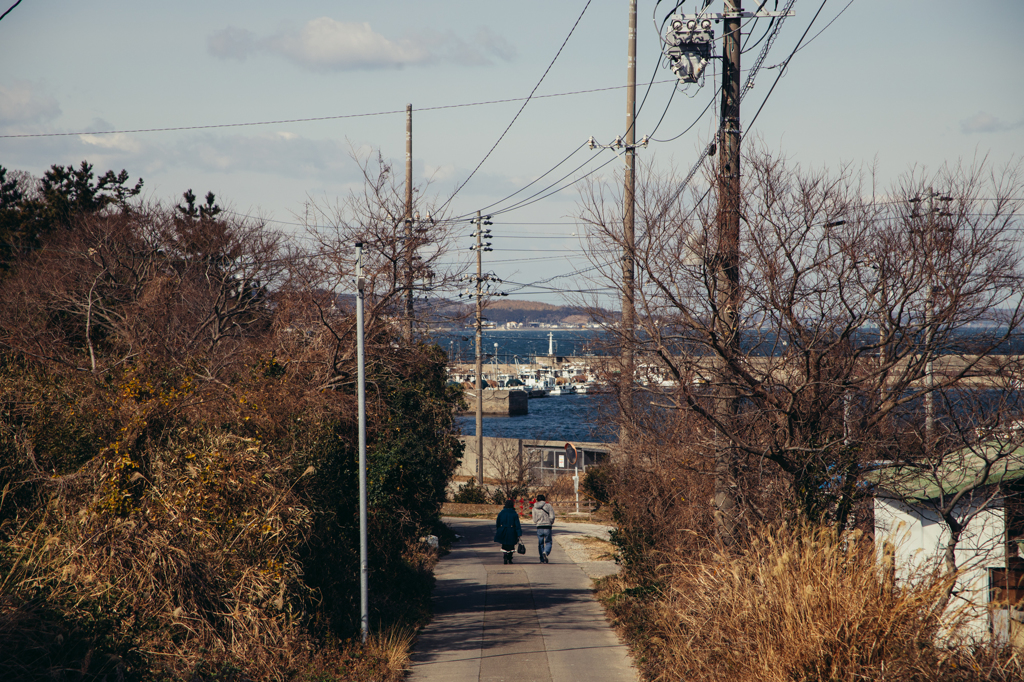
[
  {"xmin": 874, "ymin": 496, "xmax": 1006, "ymax": 638},
  {"xmin": 456, "ymin": 436, "xmax": 614, "ymax": 486}
]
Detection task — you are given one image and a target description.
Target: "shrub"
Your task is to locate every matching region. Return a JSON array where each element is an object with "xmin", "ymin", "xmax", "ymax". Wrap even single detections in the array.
[
  {"xmin": 451, "ymin": 478, "xmax": 489, "ymax": 504},
  {"xmin": 488, "ymin": 484, "xmax": 529, "ymax": 505},
  {"xmin": 581, "ymin": 464, "xmax": 613, "ymax": 505},
  {"xmin": 600, "ymin": 522, "xmax": 1024, "ymax": 682}
]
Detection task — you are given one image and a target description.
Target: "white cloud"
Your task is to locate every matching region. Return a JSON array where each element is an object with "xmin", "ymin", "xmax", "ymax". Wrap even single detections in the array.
[
  {"xmin": 207, "ymin": 18, "xmax": 515, "ymax": 71},
  {"xmin": 0, "ymin": 80, "xmax": 61, "ymax": 123},
  {"xmin": 960, "ymin": 111, "xmax": 1024, "ymax": 134},
  {"xmin": 207, "ymin": 27, "xmax": 258, "ymax": 60},
  {"xmin": 424, "ymin": 163, "xmax": 458, "ymax": 182},
  {"xmin": 475, "ymin": 26, "xmax": 517, "ymax": 63},
  {"xmin": 163, "ymin": 132, "xmax": 359, "ymax": 182},
  {"xmin": 268, "ymin": 18, "xmax": 427, "ymax": 70},
  {"xmin": 78, "ymin": 133, "xmax": 143, "ymax": 154}
]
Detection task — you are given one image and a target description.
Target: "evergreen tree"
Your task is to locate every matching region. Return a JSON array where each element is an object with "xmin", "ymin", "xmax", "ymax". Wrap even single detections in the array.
[{"xmin": 0, "ymin": 161, "xmax": 143, "ymax": 273}]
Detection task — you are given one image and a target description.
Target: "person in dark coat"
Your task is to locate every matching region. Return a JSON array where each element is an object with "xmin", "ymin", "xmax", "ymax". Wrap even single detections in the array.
[{"xmin": 494, "ymin": 499, "xmax": 522, "ymax": 564}]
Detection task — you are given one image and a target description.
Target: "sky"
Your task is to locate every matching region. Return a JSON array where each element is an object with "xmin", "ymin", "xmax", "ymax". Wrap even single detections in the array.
[{"xmin": 1, "ymin": 0, "xmax": 1022, "ymax": 306}]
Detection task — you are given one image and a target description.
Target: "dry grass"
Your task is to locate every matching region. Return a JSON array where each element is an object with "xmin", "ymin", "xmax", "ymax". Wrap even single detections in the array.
[
  {"xmin": 572, "ymin": 536, "xmax": 616, "ymax": 562},
  {"xmin": 0, "ymin": 432, "xmax": 424, "ymax": 681},
  {"xmin": 600, "ymin": 523, "xmax": 1024, "ymax": 682}
]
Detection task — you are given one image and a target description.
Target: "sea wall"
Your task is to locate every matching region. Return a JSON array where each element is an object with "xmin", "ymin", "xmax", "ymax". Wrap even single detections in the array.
[{"xmin": 461, "ymin": 389, "xmax": 528, "ymax": 416}]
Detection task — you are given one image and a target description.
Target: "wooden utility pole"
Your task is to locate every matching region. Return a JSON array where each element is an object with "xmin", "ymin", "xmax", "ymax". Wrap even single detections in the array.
[
  {"xmin": 403, "ymin": 103, "xmax": 415, "ymax": 344},
  {"xmin": 713, "ymin": 0, "xmax": 743, "ymax": 546},
  {"xmin": 621, "ymin": 0, "xmax": 637, "ymax": 448}
]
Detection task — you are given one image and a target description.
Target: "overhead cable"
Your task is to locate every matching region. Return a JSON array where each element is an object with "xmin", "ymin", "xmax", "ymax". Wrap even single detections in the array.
[
  {"xmin": 0, "ymin": 79, "xmax": 677, "ymax": 140},
  {"xmin": 437, "ymin": 0, "xmax": 594, "ymax": 214},
  {"xmin": 743, "ymin": 0, "xmax": 831, "ymax": 136},
  {"xmin": 0, "ymin": 0, "xmax": 22, "ymax": 23}
]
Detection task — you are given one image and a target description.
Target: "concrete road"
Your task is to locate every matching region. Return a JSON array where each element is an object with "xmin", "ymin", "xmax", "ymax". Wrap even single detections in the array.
[{"xmin": 408, "ymin": 517, "xmax": 636, "ymax": 682}]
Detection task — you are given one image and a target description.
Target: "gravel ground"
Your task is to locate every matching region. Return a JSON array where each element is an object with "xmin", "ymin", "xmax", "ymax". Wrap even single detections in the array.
[{"xmin": 550, "ymin": 522, "xmax": 620, "ymax": 580}]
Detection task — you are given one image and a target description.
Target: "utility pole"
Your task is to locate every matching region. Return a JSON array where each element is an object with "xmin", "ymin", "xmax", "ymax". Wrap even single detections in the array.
[
  {"xmin": 712, "ymin": 0, "xmax": 743, "ymax": 547},
  {"xmin": 920, "ymin": 187, "xmax": 951, "ymax": 453},
  {"xmin": 621, "ymin": 0, "xmax": 638, "ymax": 450},
  {"xmin": 924, "ymin": 188, "xmax": 936, "ymax": 454},
  {"xmin": 659, "ymin": 0, "xmax": 794, "ymax": 546},
  {"xmin": 470, "ymin": 212, "xmax": 493, "ymax": 485},
  {"xmin": 475, "ymin": 214, "xmax": 483, "ymax": 485},
  {"xmin": 403, "ymin": 103, "xmax": 414, "ymax": 344}
]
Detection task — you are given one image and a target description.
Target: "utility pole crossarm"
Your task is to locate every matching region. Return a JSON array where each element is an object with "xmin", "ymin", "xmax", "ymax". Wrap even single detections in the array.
[{"xmin": 675, "ymin": 10, "xmax": 795, "ymax": 19}]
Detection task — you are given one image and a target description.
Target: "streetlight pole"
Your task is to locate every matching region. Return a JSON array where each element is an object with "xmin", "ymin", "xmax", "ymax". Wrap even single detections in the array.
[{"xmin": 355, "ymin": 242, "xmax": 369, "ymax": 643}]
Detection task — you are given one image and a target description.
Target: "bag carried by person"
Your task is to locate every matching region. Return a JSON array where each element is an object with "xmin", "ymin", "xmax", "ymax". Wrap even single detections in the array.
[{"xmin": 517, "ymin": 542, "xmax": 526, "ymax": 554}]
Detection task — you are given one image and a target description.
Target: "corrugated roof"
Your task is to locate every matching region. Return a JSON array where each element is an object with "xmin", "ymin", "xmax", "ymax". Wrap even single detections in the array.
[{"xmin": 868, "ymin": 444, "xmax": 1024, "ymax": 503}]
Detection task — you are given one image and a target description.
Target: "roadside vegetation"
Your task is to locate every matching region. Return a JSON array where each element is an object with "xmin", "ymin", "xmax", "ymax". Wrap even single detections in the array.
[
  {"xmin": 578, "ymin": 151, "xmax": 1024, "ymax": 681},
  {"xmin": 0, "ymin": 162, "xmax": 463, "ymax": 681}
]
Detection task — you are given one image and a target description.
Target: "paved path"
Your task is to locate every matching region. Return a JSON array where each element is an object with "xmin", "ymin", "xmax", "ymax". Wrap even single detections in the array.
[{"xmin": 408, "ymin": 517, "xmax": 636, "ymax": 682}]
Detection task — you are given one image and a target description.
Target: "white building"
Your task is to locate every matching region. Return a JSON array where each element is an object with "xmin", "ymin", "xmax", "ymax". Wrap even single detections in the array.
[{"xmin": 872, "ymin": 445, "xmax": 1024, "ymax": 643}]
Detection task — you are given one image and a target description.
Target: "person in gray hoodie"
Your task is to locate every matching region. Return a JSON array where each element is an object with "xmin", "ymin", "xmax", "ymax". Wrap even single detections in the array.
[{"xmin": 531, "ymin": 494, "xmax": 555, "ymax": 563}]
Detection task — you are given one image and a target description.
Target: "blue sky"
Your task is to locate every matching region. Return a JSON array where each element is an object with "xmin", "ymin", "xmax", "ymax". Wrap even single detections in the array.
[{"xmin": 1, "ymin": 0, "xmax": 1021, "ymax": 304}]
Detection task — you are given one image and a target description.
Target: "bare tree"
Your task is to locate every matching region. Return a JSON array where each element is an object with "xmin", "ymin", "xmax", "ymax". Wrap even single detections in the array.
[
  {"xmin": 576, "ymin": 149, "xmax": 1024, "ymax": 545},
  {"xmin": 487, "ymin": 439, "xmax": 541, "ymax": 502},
  {"xmin": 0, "ymin": 197, "xmax": 289, "ymax": 384},
  {"xmin": 298, "ymin": 149, "xmax": 468, "ymax": 345}
]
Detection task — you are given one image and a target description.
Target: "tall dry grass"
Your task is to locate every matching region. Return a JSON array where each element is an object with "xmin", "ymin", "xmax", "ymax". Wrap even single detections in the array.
[
  {"xmin": 0, "ymin": 432, "xmax": 424, "ymax": 681},
  {"xmin": 601, "ymin": 523, "xmax": 1023, "ymax": 682}
]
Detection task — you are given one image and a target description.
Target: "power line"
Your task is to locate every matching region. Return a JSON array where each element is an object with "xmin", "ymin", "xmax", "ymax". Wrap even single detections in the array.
[
  {"xmin": 0, "ymin": 0, "xmax": 22, "ymax": 23},
  {"xmin": 487, "ymin": 151, "xmax": 617, "ymax": 218},
  {"xmin": 463, "ymin": 142, "xmax": 588, "ymax": 219},
  {"xmin": 438, "ymin": 0, "xmax": 594, "ymax": 214},
  {"xmin": 741, "ymin": 0, "xmax": 776, "ymax": 54},
  {"xmin": 491, "ymin": 155, "xmax": 621, "ymax": 218},
  {"xmin": 790, "ymin": 0, "xmax": 856, "ymax": 56},
  {"xmin": 652, "ymin": 85, "xmax": 719, "ymax": 143},
  {"xmin": 0, "ymin": 80, "xmax": 678, "ymax": 140},
  {"xmin": 743, "ymin": 0, "xmax": 831, "ymax": 136}
]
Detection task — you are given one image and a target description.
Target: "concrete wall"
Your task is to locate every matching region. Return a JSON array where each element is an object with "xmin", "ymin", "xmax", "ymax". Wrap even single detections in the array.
[
  {"xmin": 457, "ymin": 436, "xmax": 615, "ymax": 486},
  {"xmin": 461, "ymin": 389, "xmax": 528, "ymax": 416}
]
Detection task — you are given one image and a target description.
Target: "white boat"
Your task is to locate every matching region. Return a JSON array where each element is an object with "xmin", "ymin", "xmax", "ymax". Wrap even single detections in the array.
[
  {"xmin": 521, "ymin": 375, "xmax": 555, "ymax": 397},
  {"xmin": 579, "ymin": 380, "xmax": 612, "ymax": 394},
  {"xmin": 548, "ymin": 383, "xmax": 577, "ymax": 396}
]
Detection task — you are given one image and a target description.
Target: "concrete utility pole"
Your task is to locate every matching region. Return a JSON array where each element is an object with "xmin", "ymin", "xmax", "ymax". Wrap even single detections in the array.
[
  {"xmin": 713, "ymin": 0, "xmax": 743, "ymax": 546},
  {"xmin": 403, "ymin": 103, "xmax": 415, "ymax": 344},
  {"xmin": 474, "ymin": 211, "xmax": 485, "ymax": 485},
  {"xmin": 921, "ymin": 187, "xmax": 951, "ymax": 453},
  {"xmin": 467, "ymin": 214, "xmax": 495, "ymax": 484},
  {"xmin": 621, "ymin": 0, "xmax": 638, "ymax": 449}
]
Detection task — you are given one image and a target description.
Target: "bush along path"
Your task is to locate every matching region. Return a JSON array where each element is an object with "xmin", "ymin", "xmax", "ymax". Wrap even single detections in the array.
[{"xmin": 0, "ymin": 172, "xmax": 464, "ymax": 681}]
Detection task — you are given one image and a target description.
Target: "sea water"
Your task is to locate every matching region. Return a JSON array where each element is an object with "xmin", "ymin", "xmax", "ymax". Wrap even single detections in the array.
[
  {"xmin": 435, "ymin": 328, "xmax": 611, "ymax": 364},
  {"xmin": 455, "ymin": 391, "xmax": 617, "ymax": 444},
  {"xmin": 442, "ymin": 329, "xmax": 614, "ymax": 443}
]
